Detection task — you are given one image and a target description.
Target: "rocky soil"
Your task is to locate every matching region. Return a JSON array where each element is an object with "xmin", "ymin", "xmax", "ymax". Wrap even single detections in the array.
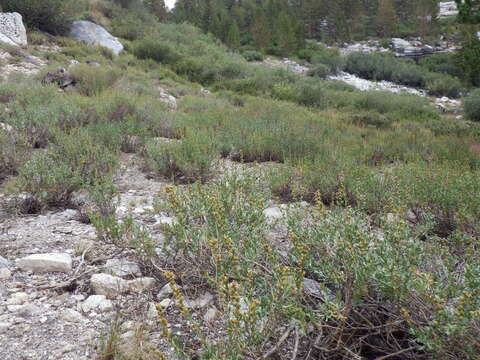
[
  {"xmin": 0, "ymin": 146, "xmax": 290, "ymax": 359},
  {"xmin": 0, "ymin": 154, "xmax": 166, "ymax": 359}
]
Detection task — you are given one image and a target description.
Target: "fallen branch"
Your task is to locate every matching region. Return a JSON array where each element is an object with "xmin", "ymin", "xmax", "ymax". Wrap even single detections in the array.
[{"xmin": 263, "ymin": 325, "xmax": 294, "ymax": 359}]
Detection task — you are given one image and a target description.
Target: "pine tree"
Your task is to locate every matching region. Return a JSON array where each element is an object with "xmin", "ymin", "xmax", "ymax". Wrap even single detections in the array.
[
  {"xmin": 277, "ymin": 11, "xmax": 297, "ymax": 55},
  {"xmin": 376, "ymin": 0, "xmax": 397, "ymax": 37},
  {"xmin": 226, "ymin": 21, "xmax": 240, "ymax": 49},
  {"xmin": 252, "ymin": 10, "xmax": 271, "ymax": 49},
  {"xmin": 144, "ymin": 0, "xmax": 167, "ymax": 21}
]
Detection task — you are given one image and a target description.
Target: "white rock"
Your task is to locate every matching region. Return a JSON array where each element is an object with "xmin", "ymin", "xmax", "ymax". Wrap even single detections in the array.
[
  {"xmin": 0, "ymin": 122, "xmax": 13, "ymax": 132},
  {"xmin": 7, "ymin": 304, "xmax": 23, "ymax": 312},
  {"xmin": 302, "ymin": 278, "xmax": 335, "ymax": 302},
  {"xmin": 81, "ymin": 295, "xmax": 113, "ymax": 313},
  {"xmin": 7, "ymin": 292, "xmax": 29, "ymax": 305},
  {"xmin": 0, "ymin": 268, "xmax": 11, "ymax": 280},
  {"xmin": 126, "ymin": 277, "xmax": 155, "ymax": 293},
  {"xmin": 263, "ymin": 207, "xmax": 283, "ymax": 221},
  {"xmin": 105, "ymin": 259, "xmax": 142, "ymax": 278},
  {"xmin": 204, "ymin": 307, "xmax": 219, "ymax": 323},
  {"xmin": 68, "ymin": 21, "xmax": 124, "ymax": 56},
  {"xmin": 62, "ymin": 308, "xmax": 85, "ymax": 323},
  {"xmin": 146, "ymin": 302, "xmax": 158, "ymax": 319},
  {"xmin": 90, "ymin": 273, "xmax": 127, "ymax": 298},
  {"xmin": 157, "ymin": 283, "xmax": 173, "ymax": 300},
  {"xmin": 0, "ymin": 256, "xmax": 10, "ymax": 268},
  {"xmin": 155, "ymin": 215, "xmax": 177, "ymax": 227},
  {"xmin": 184, "ymin": 292, "xmax": 214, "ymax": 309},
  {"xmin": 159, "ymin": 298, "xmax": 172, "ymax": 308},
  {"xmin": 16, "ymin": 253, "xmax": 72, "ymax": 273},
  {"xmin": 391, "ymin": 38, "xmax": 411, "ymax": 50},
  {"xmin": 91, "ymin": 274, "xmax": 155, "ymax": 297},
  {"xmin": 0, "ymin": 12, "xmax": 27, "ymax": 47},
  {"xmin": 0, "ymin": 322, "xmax": 11, "ymax": 333}
]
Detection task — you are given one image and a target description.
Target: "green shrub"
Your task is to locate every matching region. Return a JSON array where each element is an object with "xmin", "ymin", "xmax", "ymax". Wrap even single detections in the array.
[
  {"xmin": 419, "ymin": 54, "xmax": 461, "ymax": 77},
  {"xmin": 134, "ymin": 37, "xmax": 181, "ymax": 64},
  {"xmin": 14, "ymin": 127, "xmax": 118, "ymax": 207},
  {"xmin": 143, "ymin": 133, "xmax": 216, "ymax": 183},
  {"xmin": 241, "ymin": 50, "xmax": 264, "ymax": 62},
  {"xmin": 345, "ymin": 52, "xmax": 463, "ymax": 97},
  {"xmin": 299, "ymin": 46, "xmax": 344, "ymax": 74},
  {"xmin": 425, "ymin": 73, "xmax": 463, "ymax": 98},
  {"xmin": 0, "ymin": 0, "xmax": 72, "ymax": 35},
  {"xmin": 70, "ymin": 65, "xmax": 121, "ymax": 96},
  {"xmin": 350, "ymin": 111, "xmax": 392, "ymax": 128},
  {"xmin": 15, "ymin": 151, "xmax": 81, "ymax": 207},
  {"xmin": 307, "ymin": 63, "xmax": 331, "ymax": 78},
  {"xmin": 0, "ymin": 130, "xmax": 30, "ymax": 182},
  {"xmin": 464, "ymin": 88, "xmax": 480, "ymax": 121}
]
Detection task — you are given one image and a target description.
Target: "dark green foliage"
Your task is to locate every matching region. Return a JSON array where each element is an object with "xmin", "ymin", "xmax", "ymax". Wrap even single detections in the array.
[
  {"xmin": 345, "ymin": 52, "xmax": 463, "ymax": 97},
  {"xmin": 419, "ymin": 54, "xmax": 461, "ymax": 77},
  {"xmin": 0, "ymin": 0, "xmax": 72, "ymax": 35},
  {"xmin": 133, "ymin": 38, "xmax": 181, "ymax": 64},
  {"xmin": 455, "ymin": 0, "xmax": 480, "ymax": 23},
  {"xmin": 456, "ymin": 31, "xmax": 480, "ymax": 87},
  {"xmin": 464, "ymin": 88, "xmax": 480, "ymax": 121},
  {"xmin": 307, "ymin": 64, "xmax": 331, "ymax": 79},
  {"xmin": 241, "ymin": 50, "xmax": 264, "ymax": 62}
]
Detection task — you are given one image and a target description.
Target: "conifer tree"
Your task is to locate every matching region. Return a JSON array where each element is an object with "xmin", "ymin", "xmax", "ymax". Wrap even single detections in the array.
[
  {"xmin": 226, "ymin": 21, "xmax": 240, "ymax": 49},
  {"xmin": 376, "ymin": 0, "xmax": 397, "ymax": 37}
]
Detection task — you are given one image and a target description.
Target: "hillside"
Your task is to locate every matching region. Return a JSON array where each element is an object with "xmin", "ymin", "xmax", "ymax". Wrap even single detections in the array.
[{"xmin": 0, "ymin": 1, "xmax": 479, "ymax": 360}]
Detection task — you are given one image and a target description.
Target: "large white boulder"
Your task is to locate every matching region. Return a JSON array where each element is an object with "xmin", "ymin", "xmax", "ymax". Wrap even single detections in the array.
[
  {"xmin": 391, "ymin": 38, "xmax": 411, "ymax": 51},
  {"xmin": 16, "ymin": 253, "xmax": 72, "ymax": 273},
  {"xmin": 68, "ymin": 20, "xmax": 124, "ymax": 56},
  {"xmin": 0, "ymin": 13, "xmax": 27, "ymax": 47}
]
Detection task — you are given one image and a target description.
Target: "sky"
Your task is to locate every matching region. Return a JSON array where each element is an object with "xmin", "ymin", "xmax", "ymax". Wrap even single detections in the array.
[{"xmin": 165, "ymin": 0, "xmax": 176, "ymax": 10}]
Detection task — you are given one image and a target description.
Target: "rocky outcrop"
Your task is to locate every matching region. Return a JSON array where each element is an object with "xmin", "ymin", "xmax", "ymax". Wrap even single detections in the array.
[
  {"xmin": 391, "ymin": 38, "xmax": 453, "ymax": 58},
  {"xmin": 68, "ymin": 20, "xmax": 124, "ymax": 56},
  {"xmin": 335, "ymin": 38, "xmax": 455, "ymax": 58},
  {"xmin": 438, "ymin": 1, "xmax": 459, "ymax": 19},
  {"xmin": 0, "ymin": 13, "xmax": 27, "ymax": 47}
]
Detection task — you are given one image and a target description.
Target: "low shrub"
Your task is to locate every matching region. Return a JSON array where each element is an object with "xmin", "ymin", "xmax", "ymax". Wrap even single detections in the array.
[
  {"xmin": 350, "ymin": 111, "xmax": 392, "ymax": 128},
  {"xmin": 419, "ymin": 53, "xmax": 461, "ymax": 77},
  {"xmin": 425, "ymin": 73, "xmax": 463, "ymax": 98},
  {"xmin": 299, "ymin": 46, "xmax": 344, "ymax": 73},
  {"xmin": 464, "ymin": 88, "xmax": 480, "ymax": 122},
  {"xmin": 0, "ymin": 130, "xmax": 30, "ymax": 182},
  {"xmin": 241, "ymin": 50, "xmax": 264, "ymax": 62},
  {"xmin": 143, "ymin": 133, "xmax": 216, "ymax": 183},
  {"xmin": 14, "ymin": 127, "xmax": 118, "ymax": 207},
  {"xmin": 133, "ymin": 37, "xmax": 181, "ymax": 64},
  {"xmin": 307, "ymin": 63, "xmax": 331, "ymax": 79},
  {"xmin": 15, "ymin": 151, "xmax": 81, "ymax": 207},
  {"xmin": 70, "ymin": 65, "xmax": 121, "ymax": 96},
  {"xmin": 345, "ymin": 52, "xmax": 463, "ymax": 97}
]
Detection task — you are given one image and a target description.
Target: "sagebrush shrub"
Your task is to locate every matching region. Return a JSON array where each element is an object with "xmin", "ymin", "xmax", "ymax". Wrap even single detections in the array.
[
  {"xmin": 143, "ymin": 133, "xmax": 216, "ymax": 183},
  {"xmin": 70, "ymin": 65, "xmax": 121, "ymax": 96},
  {"xmin": 134, "ymin": 37, "xmax": 181, "ymax": 64},
  {"xmin": 464, "ymin": 88, "xmax": 480, "ymax": 121},
  {"xmin": 0, "ymin": 130, "xmax": 29, "ymax": 182}
]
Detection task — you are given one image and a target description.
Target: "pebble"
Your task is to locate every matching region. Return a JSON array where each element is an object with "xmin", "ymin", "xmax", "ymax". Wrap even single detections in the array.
[{"xmin": 0, "ymin": 268, "xmax": 11, "ymax": 280}]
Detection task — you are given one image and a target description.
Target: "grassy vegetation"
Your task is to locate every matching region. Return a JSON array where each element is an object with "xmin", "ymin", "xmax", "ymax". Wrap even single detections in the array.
[
  {"xmin": 0, "ymin": 7, "xmax": 479, "ymax": 358},
  {"xmin": 345, "ymin": 52, "xmax": 464, "ymax": 98}
]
